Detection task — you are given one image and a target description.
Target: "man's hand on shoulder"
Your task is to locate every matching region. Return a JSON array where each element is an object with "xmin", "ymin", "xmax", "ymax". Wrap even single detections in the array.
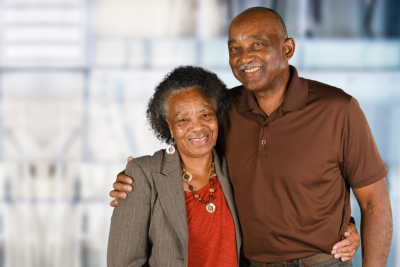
[
  {"xmin": 331, "ymin": 222, "xmax": 360, "ymax": 261},
  {"xmin": 109, "ymin": 156, "xmax": 135, "ymax": 207}
]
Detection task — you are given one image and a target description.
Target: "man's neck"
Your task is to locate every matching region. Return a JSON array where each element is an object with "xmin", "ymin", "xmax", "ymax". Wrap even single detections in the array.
[
  {"xmin": 252, "ymin": 66, "xmax": 291, "ymax": 116},
  {"xmin": 254, "ymin": 86, "xmax": 286, "ymax": 116}
]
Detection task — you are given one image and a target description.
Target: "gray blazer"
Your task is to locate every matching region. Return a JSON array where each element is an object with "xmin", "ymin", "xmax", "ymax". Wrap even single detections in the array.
[{"xmin": 107, "ymin": 148, "xmax": 242, "ymax": 267}]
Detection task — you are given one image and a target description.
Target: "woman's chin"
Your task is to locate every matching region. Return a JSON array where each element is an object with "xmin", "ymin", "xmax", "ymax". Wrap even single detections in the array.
[{"xmin": 178, "ymin": 145, "xmax": 214, "ymax": 159}]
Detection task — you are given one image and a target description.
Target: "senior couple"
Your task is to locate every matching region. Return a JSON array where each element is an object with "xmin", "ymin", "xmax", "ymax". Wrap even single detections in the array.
[{"xmin": 107, "ymin": 7, "xmax": 392, "ymax": 267}]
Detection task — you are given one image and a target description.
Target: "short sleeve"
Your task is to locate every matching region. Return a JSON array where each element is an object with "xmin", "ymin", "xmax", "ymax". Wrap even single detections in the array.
[{"xmin": 341, "ymin": 97, "xmax": 387, "ymax": 189}]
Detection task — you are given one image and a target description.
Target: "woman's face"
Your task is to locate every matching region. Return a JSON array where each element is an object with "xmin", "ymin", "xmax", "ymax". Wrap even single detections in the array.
[{"xmin": 166, "ymin": 87, "xmax": 218, "ymax": 159}]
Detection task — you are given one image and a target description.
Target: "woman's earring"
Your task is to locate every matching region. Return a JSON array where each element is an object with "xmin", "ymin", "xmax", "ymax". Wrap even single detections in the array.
[{"xmin": 166, "ymin": 144, "xmax": 176, "ymax": 155}]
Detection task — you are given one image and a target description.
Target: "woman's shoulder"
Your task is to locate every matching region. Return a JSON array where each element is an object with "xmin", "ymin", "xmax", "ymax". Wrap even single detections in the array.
[{"xmin": 126, "ymin": 149, "xmax": 166, "ymax": 177}]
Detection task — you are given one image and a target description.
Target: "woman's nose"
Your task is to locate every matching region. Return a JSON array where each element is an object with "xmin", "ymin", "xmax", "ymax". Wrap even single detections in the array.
[{"xmin": 189, "ymin": 119, "xmax": 204, "ymax": 131}]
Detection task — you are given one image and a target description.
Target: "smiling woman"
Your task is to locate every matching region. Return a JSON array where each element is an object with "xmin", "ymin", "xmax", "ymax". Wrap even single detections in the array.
[
  {"xmin": 107, "ymin": 66, "xmax": 241, "ymax": 267},
  {"xmin": 165, "ymin": 88, "xmax": 219, "ymax": 159}
]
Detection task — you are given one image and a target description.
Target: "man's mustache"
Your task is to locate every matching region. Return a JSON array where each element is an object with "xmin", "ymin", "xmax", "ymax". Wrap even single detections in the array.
[{"xmin": 238, "ymin": 63, "xmax": 263, "ymax": 71}]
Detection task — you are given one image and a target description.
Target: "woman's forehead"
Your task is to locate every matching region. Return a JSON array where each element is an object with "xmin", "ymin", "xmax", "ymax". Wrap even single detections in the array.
[{"xmin": 166, "ymin": 89, "xmax": 215, "ymax": 115}]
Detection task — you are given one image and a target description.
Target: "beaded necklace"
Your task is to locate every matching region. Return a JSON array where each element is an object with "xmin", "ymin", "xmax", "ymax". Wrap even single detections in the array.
[{"xmin": 181, "ymin": 161, "xmax": 216, "ymax": 213}]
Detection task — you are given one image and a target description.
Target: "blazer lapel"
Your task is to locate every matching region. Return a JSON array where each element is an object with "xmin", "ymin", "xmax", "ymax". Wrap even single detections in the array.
[
  {"xmin": 213, "ymin": 148, "xmax": 243, "ymax": 258},
  {"xmin": 152, "ymin": 151, "xmax": 188, "ymax": 251}
]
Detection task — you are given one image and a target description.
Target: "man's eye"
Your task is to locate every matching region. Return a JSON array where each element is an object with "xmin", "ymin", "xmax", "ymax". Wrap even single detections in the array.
[{"xmin": 202, "ymin": 114, "xmax": 209, "ymax": 117}]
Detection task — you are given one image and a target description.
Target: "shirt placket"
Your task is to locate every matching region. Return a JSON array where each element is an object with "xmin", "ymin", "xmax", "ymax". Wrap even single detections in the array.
[{"xmin": 258, "ymin": 121, "xmax": 269, "ymax": 156}]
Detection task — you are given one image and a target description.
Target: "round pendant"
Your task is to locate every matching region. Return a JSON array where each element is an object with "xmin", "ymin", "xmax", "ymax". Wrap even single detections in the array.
[
  {"xmin": 206, "ymin": 203, "xmax": 216, "ymax": 213},
  {"xmin": 182, "ymin": 172, "xmax": 192, "ymax": 183}
]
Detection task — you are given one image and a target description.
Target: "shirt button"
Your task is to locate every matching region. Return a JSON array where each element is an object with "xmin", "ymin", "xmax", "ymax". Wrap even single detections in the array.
[{"xmin": 261, "ymin": 140, "xmax": 267, "ymax": 145}]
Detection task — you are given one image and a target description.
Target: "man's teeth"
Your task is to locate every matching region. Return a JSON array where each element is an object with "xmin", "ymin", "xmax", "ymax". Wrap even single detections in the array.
[
  {"xmin": 190, "ymin": 136, "xmax": 207, "ymax": 141},
  {"xmin": 244, "ymin": 67, "xmax": 261, "ymax": 73}
]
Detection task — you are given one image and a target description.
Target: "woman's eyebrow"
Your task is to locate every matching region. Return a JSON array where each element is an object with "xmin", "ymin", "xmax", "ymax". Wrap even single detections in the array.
[{"xmin": 200, "ymin": 106, "xmax": 213, "ymax": 112}]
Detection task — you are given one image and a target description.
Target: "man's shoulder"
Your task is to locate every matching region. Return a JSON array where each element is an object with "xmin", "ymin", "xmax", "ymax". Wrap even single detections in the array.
[
  {"xmin": 228, "ymin": 85, "xmax": 245, "ymax": 98},
  {"xmin": 227, "ymin": 85, "xmax": 247, "ymax": 109},
  {"xmin": 306, "ymin": 78, "xmax": 353, "ymax": 105}
]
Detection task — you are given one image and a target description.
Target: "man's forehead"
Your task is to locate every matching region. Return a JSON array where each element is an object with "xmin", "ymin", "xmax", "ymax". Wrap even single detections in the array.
[
  {"xmin": 228, "ymin": 33, "xmax": 268, "ymax": 45},
  {"xmin": 228, "ymin": 15, "xmax": 283, "ymax": 43},
  {"xmin": 231, "ymin": 10, "xmax": 276, "ymax": 27}
]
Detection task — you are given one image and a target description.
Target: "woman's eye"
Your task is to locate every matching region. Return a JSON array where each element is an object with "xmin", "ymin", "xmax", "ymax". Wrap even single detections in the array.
[{"xmin": 176, "ymin": 118, "xmax": 187, "ymax": 123}]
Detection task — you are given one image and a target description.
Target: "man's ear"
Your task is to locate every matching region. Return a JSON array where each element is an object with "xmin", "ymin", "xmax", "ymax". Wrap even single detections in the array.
[
  {"xmin": 166, "ymin": 119, "xmax": 173, "ymax": 139},
  {"xmin": 283, "ymin": 38, "xmax": 295, "ymax": 61}
]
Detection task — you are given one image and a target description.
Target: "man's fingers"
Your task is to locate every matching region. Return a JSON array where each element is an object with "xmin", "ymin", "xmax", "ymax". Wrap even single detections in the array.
[
  {"xmin": 344, "ymin": 223, "xmax": 357, "ymax": 234},
  {"xmin": 127, "ymin": 156, "xmax": 134, "ymax": 162},
  {"xmin": 109, "ymin": 189, "xmax": 127, "ymax": 199},
  {"xmin": 332, "ymin": 233, "xmax": 360, "ymax": 261},
  {"xmin": 332, "ymin": 245, "xmax": 357, "ymax": 261},
  {"xmin": 332, "ymin": 239, "xmax": 350, "ymax": 250},
  {"xmin": 110, "ymin": 199, "xmax": 119, "ymax": 207},
  {"xmin": 332, "ymin": 245, "xmax": 355, "ymax": 254},
  {"xmin": 116, "ymin": 173, "xmax": 134, "ymax": 185},
  {"xmin": 348, "ymin": 223, "xmax": 357, "ymax": 233},
  {"xmin": 335, "ymin": 251, "xmax": 356, "ymax": 261}
]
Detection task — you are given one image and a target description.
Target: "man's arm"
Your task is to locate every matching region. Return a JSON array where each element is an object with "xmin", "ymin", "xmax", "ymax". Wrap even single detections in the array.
[{"xmin": 353, "ymin": 178, "xmax": 392, "ymax": 267}]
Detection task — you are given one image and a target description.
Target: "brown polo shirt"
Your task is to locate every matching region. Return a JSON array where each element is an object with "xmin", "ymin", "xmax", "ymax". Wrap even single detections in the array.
[{"xmin": 220, "ymin": 66, "xmax": 387, "ymax": 263}]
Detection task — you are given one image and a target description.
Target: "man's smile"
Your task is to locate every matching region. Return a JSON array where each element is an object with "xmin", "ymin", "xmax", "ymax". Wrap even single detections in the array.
[{"xmin": 244, "ymin": 66, "xmax": 262, "ymax": 73}]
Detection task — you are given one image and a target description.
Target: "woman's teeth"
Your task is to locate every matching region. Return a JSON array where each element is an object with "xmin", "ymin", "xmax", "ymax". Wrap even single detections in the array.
[{"xmin": 190, "ymin": 136, "xmax": 207, "ymax": 141}]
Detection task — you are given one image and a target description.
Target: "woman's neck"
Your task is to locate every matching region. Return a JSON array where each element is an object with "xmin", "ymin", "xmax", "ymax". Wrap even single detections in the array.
[{"xmin": 180, "ymin": 152, "xmax": 213, "ymax": 178}]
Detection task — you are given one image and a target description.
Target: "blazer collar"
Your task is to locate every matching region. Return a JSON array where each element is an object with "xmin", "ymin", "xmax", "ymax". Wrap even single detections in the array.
[
  {"xmin": 160, "ymin": 148, "xmax": 181, "ymax": 175},
  {"xmin": 152, "ymin": 151, "xmax": 188, "ymax": 252}
]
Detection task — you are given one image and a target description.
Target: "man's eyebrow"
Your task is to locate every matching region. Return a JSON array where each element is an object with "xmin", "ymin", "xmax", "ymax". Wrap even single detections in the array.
[
  {"xmin": 249, "ymin": 34, "xmax": 267, "ymax": 40},
  {"xmin": 228, "ymin": 35, "xmax": 267, "ymax": 45},
  {"xmin": 227, "ymin": 39, "xmax": 236, "ymax": 46}
]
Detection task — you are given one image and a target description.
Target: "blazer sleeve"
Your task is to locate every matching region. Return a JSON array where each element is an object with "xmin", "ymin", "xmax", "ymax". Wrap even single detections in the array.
[{"xmin": 107, "ymin": 160, "xmax": 152, "ymax": 267}]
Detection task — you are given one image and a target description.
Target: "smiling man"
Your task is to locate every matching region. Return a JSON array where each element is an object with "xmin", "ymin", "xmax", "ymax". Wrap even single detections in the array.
[
  {"xmin": 110, "ymin": 7, "xmax": 392, "ymax": 267},
  {"xmin": 219, "ymin": 7, "xmax": 392, "ymax": 267}
]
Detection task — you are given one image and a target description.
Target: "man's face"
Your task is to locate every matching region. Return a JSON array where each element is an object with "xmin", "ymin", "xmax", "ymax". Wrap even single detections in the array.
[{"xmin": 228, "ymin": 12, "xmax": 292, "ymax": 93}]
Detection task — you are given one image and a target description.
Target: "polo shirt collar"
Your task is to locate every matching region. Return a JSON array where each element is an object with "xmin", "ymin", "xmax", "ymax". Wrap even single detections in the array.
[{"xmin": 237, "ymin": 65, "xmax": 308, "ymax": 113}]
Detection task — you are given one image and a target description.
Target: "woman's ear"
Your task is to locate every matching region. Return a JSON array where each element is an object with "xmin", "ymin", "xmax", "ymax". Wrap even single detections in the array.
[{"xmin": 166, "ymin": 119, "xmax": 173, "ymax": 139}]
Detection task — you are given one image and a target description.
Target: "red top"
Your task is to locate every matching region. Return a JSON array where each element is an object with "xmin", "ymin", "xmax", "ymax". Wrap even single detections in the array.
[{"xmin": 185, "ymin": 177, "xmax": 237, "ymax": 267}]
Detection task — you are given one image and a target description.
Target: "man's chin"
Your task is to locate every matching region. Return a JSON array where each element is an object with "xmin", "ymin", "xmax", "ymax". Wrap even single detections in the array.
[
  {"xmin": 238, "ymin": 77, "xmax": 265, "ymax": 92},
  {"xmin": 242, "ymin": 83, "xmax": 264, "ymax": 92}
]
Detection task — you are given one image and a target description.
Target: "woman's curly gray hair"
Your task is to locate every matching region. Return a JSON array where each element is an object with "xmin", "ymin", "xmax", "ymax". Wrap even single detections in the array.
[{"xmin": 146, "ymin": 65, "xmax": 233, "ymax": 144}]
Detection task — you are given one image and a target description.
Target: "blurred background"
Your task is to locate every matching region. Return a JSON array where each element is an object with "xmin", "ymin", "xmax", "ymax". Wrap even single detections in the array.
[{"xmin": 0, "ymin": 0, "xmax": 399, "ymax": 266}]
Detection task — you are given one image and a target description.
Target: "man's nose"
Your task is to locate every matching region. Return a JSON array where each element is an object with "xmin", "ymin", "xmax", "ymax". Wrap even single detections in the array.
[{"xmin": 240, "ymin": 49, "xmax": 255, "ymax": 64}]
